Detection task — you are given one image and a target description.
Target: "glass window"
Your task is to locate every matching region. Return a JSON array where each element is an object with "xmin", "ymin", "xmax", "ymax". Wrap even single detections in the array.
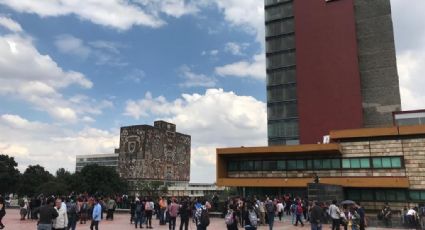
[
  {"xmin": 382, "ymin": 158, "xmax": 392, "ymax": 168},
  {"xmin": 267, "ymin": 84, "xmax": 297, "ymax": 102},
  {"xmin": 267, "ymin": 68, "xmax": 296, "ymax": 86},
  {"xmin": 277, "ymin": 160, "xmax": 286, "ymax": 170},
  {"xmin": 410, "ymin": 191, "xmax": 420, "ymax": 201},
  {"xmin": 263, "ymin": 161, "xmax": 278, "ymax": 171},
  {"xmin": 372, "ymin": 158, "xmax": 383, "ymax": 168},
  {"xmin": 266, "ymin": 35, "xmax": 295, "ymax": 53},
  {"xmin": 396, "ymin": 190, "xmax": 406, "ymax": 201},
  {"xmin": 306, "ymin": 160, "xmax": 313, "ymax": 169},
  {"xmin": 268, "ymin": 102, "xmax": 298, "ymax": 120},
  {"xmin": 350, "ymin": 159, "xmax": 361, "ymax": 169},
  {"xmin": 254, "ymin": 161, "xmax": 262, "ymax": 171},
  {"xmin": 240, "ymin": 161, "xmax": 254, "ymax": 171},
  {"xmin": 421, "ymin": 191, "xmax": 425, "ymax": 200},
  {"xmin": 287, "ymin": 160, "xmax": 297, "ymax": 170},
  {"xmin": 375, "ymin": 190, "xmax": 386, "ymax": 201},
  {"xmin": 268, "ymin": 120, "xmax": 299, "ymax": 138},
  {"xmin": 265, "ymin": 3, "xmax": 293, "ymax": 21},
  {"xmin": 386, "ymin": 190, "xmax": 396, "ymax": 201},
  {"xmin": 314, "ymin": 160, "xmax": 322, "ymax": 169},
  {"xmin": 267, "ymin": 51, "xmax": 296, "ymax": 69},
  {"xmin": 228, "ymin": 161, "xmax": 238, "ymax": 171},
  {"xmin": 266, "ymin": 19, "xmax": 294, "ymax": 37},
  {"xmin": 361, "ymin": 190, "xmax": 374, "ymax": 201},
  {"xmin": 347, "ymin": 190, "xmax": 361, "ymax": 201},
  {"xmin": 296, "ymin": 160, "xmax": 305, "ymax": 170},
  {"xmin": 391, "ymin": 157, "xmax": 402, "ymax": 168},
  {"xmin": 322, "ymin": 159, "xmax": 331, "ymax": 169},
  {"xmin": 342, "ymin": 159, "xmax": 350, "ymax": 168},
  {"xmin": 265, "ymin": 0, "xmax": 291, "ymax": 7},
  {"xmin": 331, "ymin": 159, "xmax": 341, "ymax": 169},
  {"xmin": 360, "ymin": 158, "xmax": 370, "ymax": 168}
]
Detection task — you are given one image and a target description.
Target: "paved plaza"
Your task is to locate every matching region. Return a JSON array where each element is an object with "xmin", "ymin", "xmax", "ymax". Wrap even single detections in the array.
[{"xmin": 2, "ymin": 209, "xmax": 403, "ymax": 230}]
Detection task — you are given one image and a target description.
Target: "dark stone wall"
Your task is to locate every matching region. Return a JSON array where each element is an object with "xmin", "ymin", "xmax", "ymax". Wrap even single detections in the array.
[
  {"xmin": 118, "ymin": 122, "xmax": 191, "ymax": 182},
  {"xmin": 355, "ymin": 0, "xmax": 401, "ymax": 127}
]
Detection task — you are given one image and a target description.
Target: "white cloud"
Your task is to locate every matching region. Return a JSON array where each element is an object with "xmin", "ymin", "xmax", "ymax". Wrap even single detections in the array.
[
  {"xmin": 391, "ymin": 0, "xmax": 425, "ymax": 110},
  {"xmin": 0, "ymin": 114, "xmax": 118, "ymax": 172},
  {"xmin": 0, "ymin": 16, "xmax": 22, "ymax": 32},
  {"xmin": 0, "ymin": 0, "xmax": 165, "ymax": 30},
  {"xmin": 123, "ymin": 69, "xmax": 145, "ymax": 84},
  {"xmin": 178, "ymin": 65, "xmax": 216, "ymax": 88},
  {"xmin": 55, "ymin": 34, "xmax": 91, "ymax": 58},
  {"xmin": 215, "ymin": 54, "xmax": 266, "ymax": 80},
  {"xmin": 224, "ymin": 42, "xmax": 249, "ymax": 56},
  {"xmin": 124, "ymin": 88, "xmax": 267, "ymax": 182},
  {"xmin": 201, "ymin": 49, "xmax": 219, "ymax": 56}
]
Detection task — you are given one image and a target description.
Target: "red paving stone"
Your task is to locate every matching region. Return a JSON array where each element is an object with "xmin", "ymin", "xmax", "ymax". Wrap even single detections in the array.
[{"xmin": 2, "ymin": 209, "xmax": 403, "ymax": 230}]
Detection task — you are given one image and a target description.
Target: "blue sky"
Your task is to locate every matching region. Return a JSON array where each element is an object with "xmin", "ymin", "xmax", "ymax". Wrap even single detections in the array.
[{"xmin": 0, "ymin": 0, "xmax": 424, "ymax": 183}]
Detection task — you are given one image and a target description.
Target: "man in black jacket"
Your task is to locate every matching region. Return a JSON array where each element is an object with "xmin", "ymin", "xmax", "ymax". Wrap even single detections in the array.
[
  {"xmin": 310, "ymin": 201, "xmax": 325, "ymax": 230},
  {"xmin": 37, "ymin": 198, "xmax": 58, "ymax": 230}
]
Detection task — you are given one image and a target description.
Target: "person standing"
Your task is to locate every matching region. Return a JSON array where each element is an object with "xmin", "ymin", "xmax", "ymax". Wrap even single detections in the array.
[
  {"xmin": 53, "ymin": 198, "xmax": 68, "ymax": 230},
  {"xmin": 90, "ymin": 198, "xmax": 102, "ymax": 230},
  {"xmin": 130, "ymin": 198, "xmax": 136, "ymax": 224},
  {"xmin": 0, "ymin": 197, "xmax": 6, "ymax": 229},
  {"xmin": 106, "ymin": 196, "xmax": 116, "ymax": 220},
  {"xmin": 145, "ymin": 197, "xmax": 154, "ymax": 229},
  {"xmin": 265, "ymin": 197, "xmax": 276, "ymax": 230},
  {"xmin": 66, "ymin": 198, "xmax": 78, "ymax": 230},
  {"xmin": 195, "ymin": 200, "xmax": 209, "ymax": 230},
  {"xmin": 179, "ymin": 199, "xmax": 191, "ymax": 230},
  {"xmin": 329, "ymin": 200, "xmax": 341, "ymax": 230},
  {"xmin": 37, "ymin": 198, "xmax": 59, "ymax": 230},
  {"xmin": 276, "ymin": 200, "xmax": 284, "ymax": 221},
  {"xmin": 168, "ymin": 198, "xmax": 179, "ymax": 230},
  {"xmin": 259, "ymin": 200, "xmax": 266, "ymax": 226},
  {"xmin": 134, "ymin": 199, "xmax": 144, "ymax": 229},
  {"xmin": 159, "ymin": 197, "xmax": 167, "ymax": 225},
  {"xmin": 310, "ymin": 201, "xmax": 324, "ymax": 230},
  {"xmin": 244, "ymin": 202, "xmax": 258, "ymax": 230},
  {"xmin": 225, "ymin": 204, "xmax": 238, "ymax": 230},
  {"xmin": 356, "ymin": 203, "xmax": 366, "ymax": 230},
  {"xmin": 381, "ymin": 203, "xmax": 392, "ymax": 228},
  {"xmin": 294, "ymin": 200, "xmax": 304, "ymax": 227}
]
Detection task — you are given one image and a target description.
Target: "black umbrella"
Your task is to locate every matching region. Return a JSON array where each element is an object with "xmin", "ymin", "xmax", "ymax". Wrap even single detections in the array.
[{"xmin": 340, "ymin": 200, "xmax": 356, "ymax": 205}]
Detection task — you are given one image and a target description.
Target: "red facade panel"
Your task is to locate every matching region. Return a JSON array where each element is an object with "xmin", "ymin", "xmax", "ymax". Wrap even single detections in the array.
[{"xmin": 294, "ymin": 0, "xmax": 363, "ymax": 144}]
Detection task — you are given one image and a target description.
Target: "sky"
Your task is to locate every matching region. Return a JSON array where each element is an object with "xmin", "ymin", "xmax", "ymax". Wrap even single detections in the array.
[{"xmin": 0, "ymin": 0, "xmax": 423, "ymax": 183}]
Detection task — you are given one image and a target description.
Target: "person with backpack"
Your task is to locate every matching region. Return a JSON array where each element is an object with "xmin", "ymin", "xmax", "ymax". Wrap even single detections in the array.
[
  {"xmin": 168, "ymin": 198, "xmax": 179, "ymax": 230},
  {"xmin": 225, "ymin": 204, "xmax": 238, "ymax": 230},
  {"xmin": 381, "ymin": 203, "xmax": 392, "ymax": 228},
  {"xmin": 244, "ymin": 202, "xmax": 258, "ymax": 230},
  {"xmin": 179, "ymin": 199, "xmax": 191, "ymax": 230},
  {"xmin": 106, "ymin": 196, "xmax": 117, "ymax": 221},
  {"xmin": 145, "ymin": 197, "xmax": 154, "ymax": 229},
  {"xmin": 134, "ymin": 199, "xmax": 145, "ymax": 229},
  {"xmin": 37, "ymin": 198, "xmax": 59, "ymax": 230},
  {"xmin": 195, "ymin": 200, "xmax": 209, "ymax": 230},
  {"xmin": 79, "ymin": 198, "xmax": 89, "ymax": 224},
  {"xmin": 355, "ymin": 203, "xmax": 366, "ymax": 230},
  {"xmin": 265, "ymin": 197, "xmax": 276, "ymax": 230},
  {"xmin": 66, "ymin": 198, "xmax": 78, "ymax": 230},
  {"xmin": 294, "ymin": 200, "xmax": 304, "ymax": 227},
  {"xmin": 290, "ymin": 201, "xmax": 297, "ymax": 224}
]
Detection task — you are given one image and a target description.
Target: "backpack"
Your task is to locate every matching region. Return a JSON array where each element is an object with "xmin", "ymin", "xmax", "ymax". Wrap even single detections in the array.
[
  {"xmin": 200, "ymin": 209, "xmax": 210, "ymax": 227},
  {"xmin": 249, "ymin": 210, "xmax": 258, "ymax": 227},
  {"xmin": 225, "ymin": 210, "xmax": 234, "ymax": 226},
  {"xmin": 296, "ymin": 204, "xmax": 303, "ymax": 214},
  {"xmin": 266, "ymin": 201, "xmax": 274, "ymax": 213}
]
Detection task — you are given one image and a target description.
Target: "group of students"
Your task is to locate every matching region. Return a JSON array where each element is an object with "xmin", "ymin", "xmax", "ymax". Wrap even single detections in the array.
[
  {"xmin": 400, "ymin": 204, "xmax": 425, "ymax": 229},
  {"xmin": 129, "ymin": 196, "xmax": 211, "ymax": 230}
]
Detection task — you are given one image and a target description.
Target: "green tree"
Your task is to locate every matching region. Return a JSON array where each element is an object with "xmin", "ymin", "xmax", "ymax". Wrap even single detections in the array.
[
  {"xmin": 136, "ymin": 181, "xmax": 168, "ymax": 197},
  {"xmin": 18, "ymin": 165, "xmax": 54, "ymax": 196},
  {"xmin": 75, "ymin": 164, "xmax": 128, "ymax": 195},
  {"xmin": 0, "ymin": 154, "xmax": 21, "ymax": 195}
]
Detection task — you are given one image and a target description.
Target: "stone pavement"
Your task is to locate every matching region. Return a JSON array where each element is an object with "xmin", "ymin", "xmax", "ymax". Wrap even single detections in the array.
[{"xmin": 2, "ymin": 209, "xmax": 404, "ymax": 230}]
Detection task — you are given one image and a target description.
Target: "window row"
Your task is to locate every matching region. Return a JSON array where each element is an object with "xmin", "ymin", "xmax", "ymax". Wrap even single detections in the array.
[
  {"xmin": 269, "ymin": 138, "xmax": 300, "ymax": 146},
  {"xmin": 268, "ymin": 102, "xmax": 298, "ymax": 120},
  {"xmin": 268, "ymin": 120, "xmax": 299, "ymax": 138},
  {"xmin": 346, "ymin": 189, "xmax": 425, "ymax": 202},
  {"xmin": 266, "ymin": 35, "xmax": 295, "ymax": 53},
  {"xmin": 265, "ymin": 3, "xmax": 293, "ymax": 21},
  {"xmin": 267, "ymin": 84, "xmax": 297, "ymax": 102},
  {"xmin": 265, "ymin": 0, "xmax": 292, "ymax": 7},
  {"xmin": 227, "ymin": 157, "xmax": 403, "ymax": 171},
  {"xmin": 266, "ymin": 19, "xmax": 295, "ymax": 37},
  {"xmin": 267, "ymin": 68, "xmax": 296, "ymax": 86},
  {"xmin": 267, "ymin": 51, "xmax": 296, "ymax": 69}
]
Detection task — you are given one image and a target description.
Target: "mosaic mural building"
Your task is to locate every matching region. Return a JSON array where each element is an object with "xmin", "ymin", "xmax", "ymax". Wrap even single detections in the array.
[{"xmin": 118, "ymin": 121, "xmax": 191, "ymax": 187}]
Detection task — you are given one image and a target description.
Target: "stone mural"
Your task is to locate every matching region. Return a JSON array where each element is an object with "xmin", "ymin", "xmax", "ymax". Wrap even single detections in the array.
[{"xmin": 118, "ymin": 121, "xmax": 191, "ymax": 182}]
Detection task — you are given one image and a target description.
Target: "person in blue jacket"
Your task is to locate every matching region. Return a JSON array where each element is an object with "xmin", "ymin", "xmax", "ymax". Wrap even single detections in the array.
[{"xmin": 91, "ymin": 198, "xmax": 102, "ymax": 230}]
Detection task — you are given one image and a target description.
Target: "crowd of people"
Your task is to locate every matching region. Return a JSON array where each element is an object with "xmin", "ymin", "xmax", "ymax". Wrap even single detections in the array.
[{"xmin": 3, "ymin": 193, "xmax": 425, "ymax": 230}]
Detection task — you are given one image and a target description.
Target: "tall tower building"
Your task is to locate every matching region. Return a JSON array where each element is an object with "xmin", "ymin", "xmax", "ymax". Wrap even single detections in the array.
[{"xmin": 265, "ymin": 0, "xmax": 401, "ymax": 145}]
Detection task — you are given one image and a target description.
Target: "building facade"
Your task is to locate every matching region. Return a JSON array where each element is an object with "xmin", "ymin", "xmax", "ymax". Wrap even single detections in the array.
[
  {"xmin": 118, "ymin": 121, "xmax": 191, "ymax": 189},
  {"xmin": 265, "ymin": 0, "xmax": 401, "ymax": 145},
  {"xmin": 166, "ymin": 182, "xmax": 225, "ymax": 198},
  {"xmin": 75, "ymin": 153, "xmax": 119, "ymax": 172},
  {"xmin": 217, "ymin": 125, "xmax": 425, "ymax": 210},
  {"xmin": 394, "ymin": 109, "xmax": 425, "ymax": 126}
]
